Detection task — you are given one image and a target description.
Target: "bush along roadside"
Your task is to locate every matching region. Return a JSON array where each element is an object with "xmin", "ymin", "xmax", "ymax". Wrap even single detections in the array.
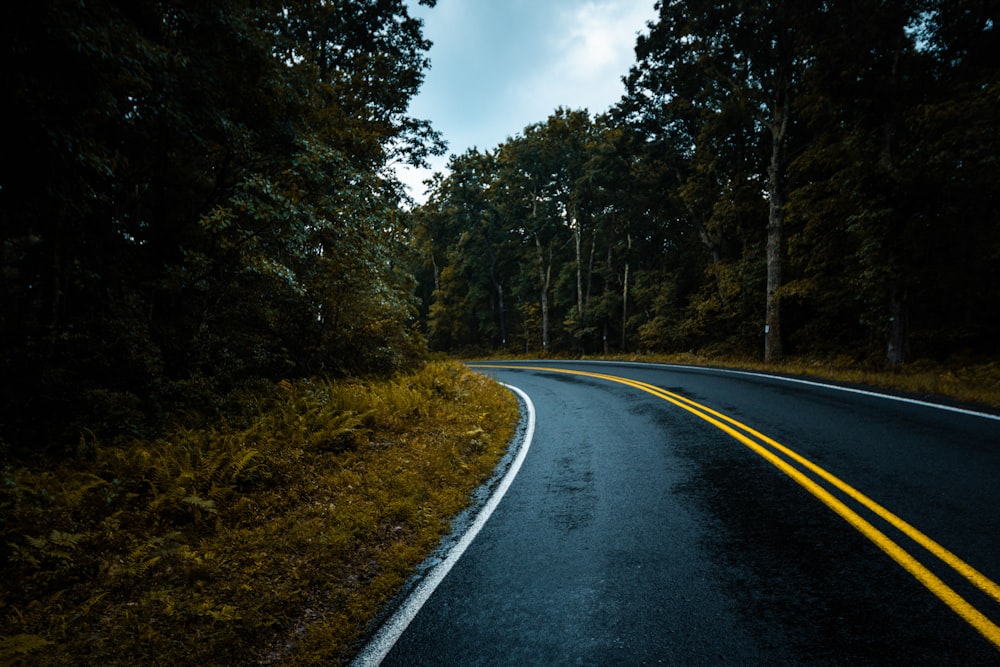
[{"xmin": 0, "ymin": 361, "xmax": 519, "ymax": 665}]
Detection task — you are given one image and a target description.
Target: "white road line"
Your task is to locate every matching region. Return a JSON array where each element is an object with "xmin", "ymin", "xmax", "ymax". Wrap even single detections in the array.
[{"xmin": 350, "ymin": 384, "xmax": 536, "ymax": 667}]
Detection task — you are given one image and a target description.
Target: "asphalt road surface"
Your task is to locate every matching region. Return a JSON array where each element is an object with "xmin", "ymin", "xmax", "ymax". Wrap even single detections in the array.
[{"xmin": 361, "ymin": 360, "xmax": 1000, "ymax": 666}]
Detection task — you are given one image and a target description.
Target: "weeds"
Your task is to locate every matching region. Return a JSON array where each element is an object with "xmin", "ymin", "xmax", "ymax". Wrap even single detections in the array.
[
  {"xmin": 0, "ymin": 361, "xmax": 518, "ymax": 665},
  {"xmin": 487, "ymin": 351, "xmax": 1000, "ymax": 410},
  {"xmin": 658, "ymin": 353, "xmax": 1000, "ymax": 409}
]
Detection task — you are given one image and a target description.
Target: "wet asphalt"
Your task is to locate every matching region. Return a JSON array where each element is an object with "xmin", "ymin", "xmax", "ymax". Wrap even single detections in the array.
[{"xmin": 377, "ymin": 361, "xmax": 1000, "ymax": 666}]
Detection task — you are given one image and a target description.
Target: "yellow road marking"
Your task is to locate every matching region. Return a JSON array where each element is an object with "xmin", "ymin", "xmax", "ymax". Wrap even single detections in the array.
[{"xmin": 470, "ymin": 364, "xmax": 1000, "ymax": 650}]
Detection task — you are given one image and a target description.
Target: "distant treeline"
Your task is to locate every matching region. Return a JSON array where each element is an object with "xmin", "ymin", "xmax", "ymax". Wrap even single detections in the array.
[
  {"xmin": 414, "ymin": 0, "xmax": 1000, "ymax": 365},
  {"xmin": 1, "ymin": 0, "xmax": 443, "ymax": 450}
]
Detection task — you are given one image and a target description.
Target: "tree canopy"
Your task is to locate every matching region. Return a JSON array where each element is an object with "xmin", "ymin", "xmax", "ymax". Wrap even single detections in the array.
[
  {"xmin": 414, "ymin": 0, "xmax": 1000, "ymax": 366},
  {"xmin": 1, "ymin": 0, "xmax": 443, "ymax": 450}
]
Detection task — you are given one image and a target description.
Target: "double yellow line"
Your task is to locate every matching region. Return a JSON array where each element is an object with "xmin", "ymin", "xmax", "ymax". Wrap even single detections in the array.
[{"xmin": 470, "ymin": 364, "xmax": 1000, "ymax": 650}]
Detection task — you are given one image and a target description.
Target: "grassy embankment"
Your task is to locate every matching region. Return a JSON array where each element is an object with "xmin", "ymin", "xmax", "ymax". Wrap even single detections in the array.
[
  {"xmin": 480, "ymin": 352, "xmax": 1000, "ymax": 411},
  {"xmin": 1, "ymin": 361, "xmax": 518, "ymax": 665}
]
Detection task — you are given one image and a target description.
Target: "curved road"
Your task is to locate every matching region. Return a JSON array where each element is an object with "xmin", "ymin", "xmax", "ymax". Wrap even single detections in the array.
[{"xmin": 364, "ymin": 361, "xmax": 1000, "ymax": 665}]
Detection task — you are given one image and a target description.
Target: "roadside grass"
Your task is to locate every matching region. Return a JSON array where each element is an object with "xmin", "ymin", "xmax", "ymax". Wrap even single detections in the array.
[
  {"xmin": 0, "ymin": 361, "xmax": 519, "ymax": 665},
  {"xmin": 629, "ymin": 352, "xmax": 1000, "ymax": 410},
  {"xmin": 472, "ymin": 351, "xmax": 1000, "ymax": 411}
]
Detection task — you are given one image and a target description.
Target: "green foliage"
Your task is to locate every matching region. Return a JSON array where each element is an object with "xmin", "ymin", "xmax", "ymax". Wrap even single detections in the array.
[
  {"xmin": 415, "ymin": 0, "xmax": 1000, "ymax": 367},
  {"xmin": 0, "ymin": 634, "xmax": 53, "ymax": 658},
  {"xmin": 0, "ymin": 362, "xmax": 518, "ymax": 665},
  {"xmin": 0, "ymin": 0, "xmax": 442, "ymax": 453}
]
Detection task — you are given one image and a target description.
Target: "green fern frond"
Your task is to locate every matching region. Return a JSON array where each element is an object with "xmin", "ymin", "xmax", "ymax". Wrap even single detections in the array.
[
  {"xmin": 123, "ymin": 532, "xmax": 185, "ymax": 576},
  {"xmin": 78, "ymin": 591, "xmax": 108, "ymax": 617},
  {"xmin": 183, "ymin": 495, "xmax": 217, "ymax": 514},
  {"xmin": 48, "ymin": 530, "xmax": 84, "ymax": 549},
  {"xmin": 198, "ymin": 447, "xmax": 229, "ymax": 487},
  {"xmin": 228, "ymin": 448, "xmax": 260, "ymax": 482},
  {"xmin": 16, "ymin": 530, "xmax": 84, "ymax": 564},
  {"xmin": 0, "ymin": 634, "xmax": 53, "ymax": 658},
  {"xmin": 25, "ymin": 535, "xmax": 48, "ymax": 551},
  {"xmin": 8, "ymin": 542, "xmax": 41, "ymax": 568}
]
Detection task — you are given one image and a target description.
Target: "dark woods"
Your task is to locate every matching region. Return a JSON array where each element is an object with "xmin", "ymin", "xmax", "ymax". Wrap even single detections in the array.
[
  {"xmin": 416, "ymin": 0, "xmax": 1000, "ymax": 366},
  {"xmin": 1, "ymin": 0, "xmax": 442, "ymax": 450}
]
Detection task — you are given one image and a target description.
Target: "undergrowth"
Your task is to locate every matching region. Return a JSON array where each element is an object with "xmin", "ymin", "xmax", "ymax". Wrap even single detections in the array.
[
  {"xmin": 476, "ymin": 350, "xmax": 1000, "ymax": 410},
  {"xmin": 635, "ymin": 352, "xmax": 1000, "ymax": 410},
  {"xmin": 0, "ymin": 361, "xmax": 519, "ymax": 665}
]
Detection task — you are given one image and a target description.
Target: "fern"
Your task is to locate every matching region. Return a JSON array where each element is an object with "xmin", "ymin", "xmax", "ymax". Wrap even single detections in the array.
[
  {"xmin": 123, "ymin": 532, "xmax": 185, "ymax": 576},
  {"xmin": 183, "ymin": 494, "xmax": 218, "ymax": 514},
  {"xmin": 1, "ymin": 361, "xmax": 520, "ymax": 665},
  {"xmin": 16, "ymin": 530, "xmax": 85, "ymax": 565},
  {"xmin": 228, "ymin": 447, "xmax": 261, "ymax": 483},
  {"xmin": 198, "ymin": 443, "xmax": 230, "ymax": 488},
  {"xmin": 0, "ymin": 634, "xmax": 53, "ymax": 659},
  {"xmin": 48, "ymin": 530, "xmax": 84, "ymax": 549},
  {"xmin": 74, "ymin": 591, "xmax": 109, "ymax": 622}
]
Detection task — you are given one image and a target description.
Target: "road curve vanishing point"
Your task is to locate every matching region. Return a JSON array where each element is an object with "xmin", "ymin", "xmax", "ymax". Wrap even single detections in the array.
[
  {"xmin": 471, "ymin": 364, "xmax": 1000, "ymax": 651},
  {"xmin": 358, "ymin": 360, "xmax": 1000, "ymax": 664}
]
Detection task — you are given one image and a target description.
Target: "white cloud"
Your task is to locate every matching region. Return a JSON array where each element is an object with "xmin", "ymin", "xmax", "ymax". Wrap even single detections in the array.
[
  {"xmin": 516, "ymin": 1, "xmax": 652, "ymax": 116},
  {"xmin": 560, "ymin": 3, "xmax": 626, "ymax": 77},
  {"xmin": 395, "ymin": 163, "xmax": 437, "ymax": 206},
  {"xmin": 396, "ymin": 0, "xmax": 657, "ymax": 204}
]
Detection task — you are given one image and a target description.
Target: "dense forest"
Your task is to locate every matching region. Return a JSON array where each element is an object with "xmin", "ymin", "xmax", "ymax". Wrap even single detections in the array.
[
  {"xmin": 5, "ymin": 2, "xmax": 997, "ymax": 661},
  {"xmin": 1, "ymin": 0, "xmax": 443, "ymax": 451},
  {"xmin": 415, "ymin": 0, "xmax": 1000, "ymax": 367},
  {"xmin": 2, "ymin": 0, "xmax": 999, "ymax": 454}
]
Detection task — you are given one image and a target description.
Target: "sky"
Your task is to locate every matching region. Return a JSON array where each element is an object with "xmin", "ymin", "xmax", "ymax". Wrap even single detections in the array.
[{"xmin": 396, "ymin": 0, "xmax": 659, "ymax": 203}]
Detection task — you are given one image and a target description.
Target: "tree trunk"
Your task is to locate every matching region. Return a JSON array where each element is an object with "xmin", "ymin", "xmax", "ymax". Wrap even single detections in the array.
[
  {"xmin": 586, "ymin": 229, "xmax": 597, "ymax": 311},
  {"xmin": 621, "ymin": 231, "xmax": 631, "ymax": 353},
  {"xmin": 600, "ymin": 226, "xmax": 613, "ymax": 354},
  {"xmin": 886, "ymin": 284, "xmax": 907, "ymax": 366},
  {"xmin": 481, "ymin": 228, "xmax": 507, "ymax": 346},
  {"xmin": 535, "ymin": 233, "xmax": 551, "ymax": 351},
  {"xmin": 429, "ymin": 246, "xmax": 440, "ymax": 293},
  {"xmin": 496, "ymin": 282, "xmax": 506, "ymax": 347},
  {"xmin": 532, "ymin": 194, "xmax": 551, "ymax": 352},
  {"xmin": 764, "ymin": 85, "xmax": 790, "ymax": 364},
  {"xmin": 697, "ymin": 222, "xmax": 727, "ymax": 308},
  {"xmin": 882, "ymin": 45, "xmax": 907, "ymax": 367},
  {"xmin": 572, "ymin": 211, "xmax": 584, "ymax": 321}
]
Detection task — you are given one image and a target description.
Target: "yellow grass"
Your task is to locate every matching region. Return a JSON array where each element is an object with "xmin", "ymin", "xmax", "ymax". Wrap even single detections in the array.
[
  {"xmin": 467, "ymin": 350, "xmax": 1000, "ymax": 410},
  {"xmin": 0, "ymin": 361, "xmax": 519, "ymax": 665}
]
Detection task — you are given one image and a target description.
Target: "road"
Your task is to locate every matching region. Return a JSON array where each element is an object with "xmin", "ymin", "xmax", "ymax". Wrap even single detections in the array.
[{"xmin": 360, "ymin": 360, "xmax": 1000, "ymax": 665}]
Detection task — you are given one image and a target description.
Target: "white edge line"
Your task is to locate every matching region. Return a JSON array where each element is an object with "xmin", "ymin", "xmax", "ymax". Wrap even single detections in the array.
[
  {"xmin": 350, "ymin": 383, "xmax": 536, "ymax": 666},
  {"xmin": 495, "ymin": 359, "xmax": 1000, "ymax": 422}
]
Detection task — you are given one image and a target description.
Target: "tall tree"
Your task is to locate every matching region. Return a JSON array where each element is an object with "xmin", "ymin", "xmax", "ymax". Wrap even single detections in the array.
[
  {"xmin": 420, "ymin": 149, "xmax": 513, "ymax": 350},
  {"xmin": 626, "ymin": 0, "xmax": 814, "ymax": 361},
  {"xmin": 784, "ymin": 0, "xmax": 1000, "ymax": 363},
  {"xmin": 496, "ymin": 128, "xmax": 565, "ymax": 351}
]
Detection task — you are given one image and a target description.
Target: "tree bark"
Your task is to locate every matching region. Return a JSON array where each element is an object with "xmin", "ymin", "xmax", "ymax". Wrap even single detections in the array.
[
  {"xmin": 764, "ymin": 83, "xmax": 790, "ymax": 364},
  {"xmin": 882, "ymin": 44, "xmax": 908, "ymax": 367},
  {"xmin": 481, "ymin": 228, "xmax": 507, "ymax": 346},
  {"xmin": 429, "ymin": 245, "xmax": 440, "ymax": 293},
  {"xmin": 532, "ymin": 195, "xmax": 551, "ymax": 351},
  {"xmin": 572, "ymin": 211, "xmax": 584, "ymax": 321},
  {"xmin": 886, "ymin": 285, "xmax": 907, "ymax": 366},
  {"xmin": 536, "ymin": 233, "xmax": 551, "ymax": 351},
  {"xmin": 621, "ymin": 231, "xmax": 631, "ymax": 353}
]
